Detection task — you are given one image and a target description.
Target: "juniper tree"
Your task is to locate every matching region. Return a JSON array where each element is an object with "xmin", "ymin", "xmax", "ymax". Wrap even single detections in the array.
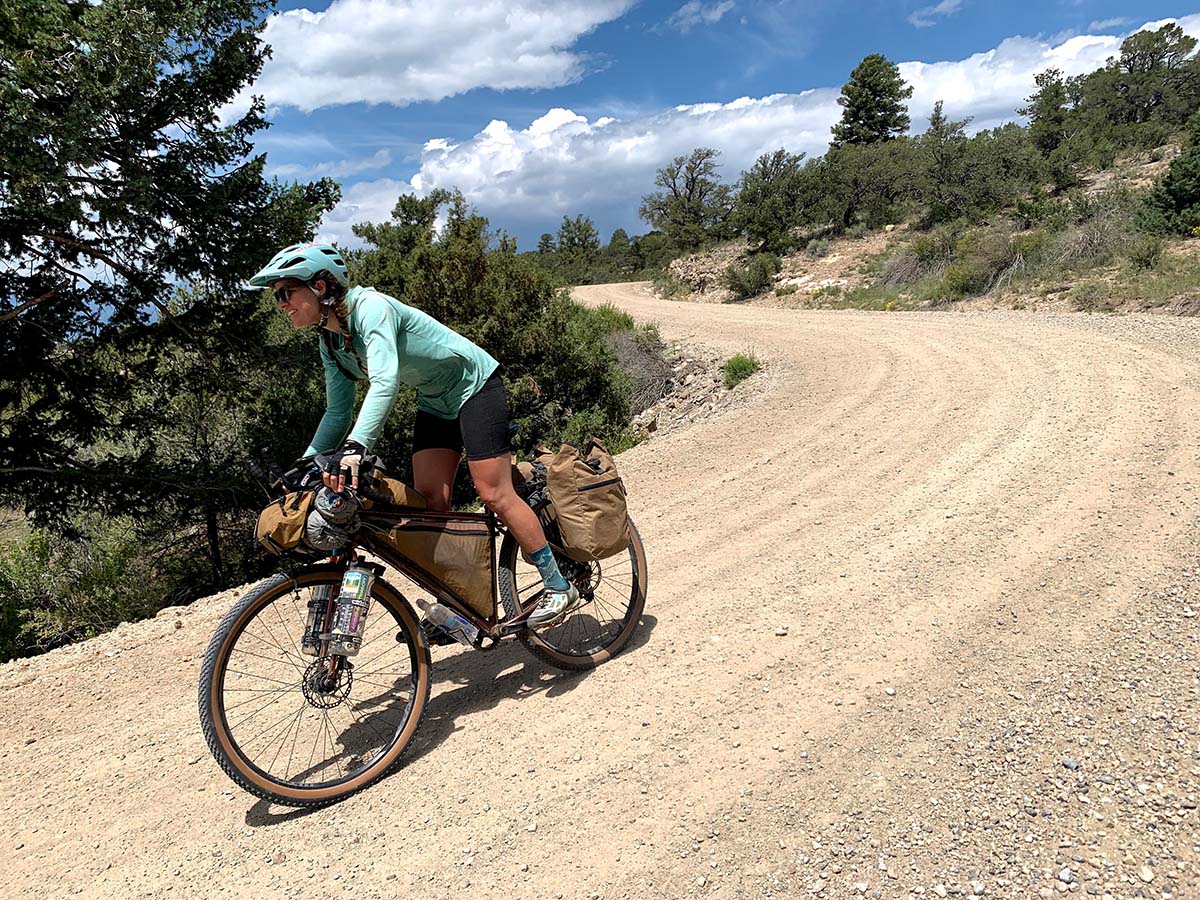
[
  {"xmin": 639, "ymin": 148, "xmax": 735, "ymax": 252},
  {"xmin": 831, "ymin": 54, "xmax": 914, "ymax": 147},
  {"xmin": 0, "ymin": 0, "xmax": 337, "ymax": 582}
]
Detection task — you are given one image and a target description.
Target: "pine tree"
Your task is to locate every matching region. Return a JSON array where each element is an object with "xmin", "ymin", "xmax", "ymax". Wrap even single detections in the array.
[
  {"xmin": 1140, "ymin": 113, "xmax": 1200, "ymax": 235},
  {"xmin": 0, "ymin": 0, "xmax": 338, "ymax": 579},
  {"xmin": 1020, "ymin": 68, "xmax": 1072, "ymax": 156},
  {"xmin": 831, "ymin": 54, "xmax": 914, "ymax": 147},
  {"xmin": 921, "ymin": 101, "xmax": 972, "ymax": 224},
  {"xmin": 732, "ymin": 149, "xmax": 809, "ymax": 252}
]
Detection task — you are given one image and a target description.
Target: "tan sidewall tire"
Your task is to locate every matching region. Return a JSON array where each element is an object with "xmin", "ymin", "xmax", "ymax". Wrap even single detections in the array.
[
  {"xmin": 504, "ymin": 519, "xmax": 648, "ymax": 670},
  {"xmin": 198, "ymin": 566, "xmax": 431, "ymax": 806}
]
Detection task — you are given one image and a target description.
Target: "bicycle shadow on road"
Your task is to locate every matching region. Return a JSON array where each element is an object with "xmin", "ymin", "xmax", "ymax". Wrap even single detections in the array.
[
  {"xmin": 409, "ymin": 612, "xmax": 658, "ymax": 761},
  {"xmin": 245, "ymin": 613, "xmax": 657, "ymax": 826}
]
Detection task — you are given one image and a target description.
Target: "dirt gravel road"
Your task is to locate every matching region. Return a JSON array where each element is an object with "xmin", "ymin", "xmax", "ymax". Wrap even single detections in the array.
[{"xmin": 5, "ymin": 282, "xmax": 1200, "ymax": 900}]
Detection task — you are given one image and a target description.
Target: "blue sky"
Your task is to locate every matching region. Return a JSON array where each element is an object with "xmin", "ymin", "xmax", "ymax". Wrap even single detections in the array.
[{"xmin": 237, "ymin": 2, "xmax": 1200, "ymax": 249}]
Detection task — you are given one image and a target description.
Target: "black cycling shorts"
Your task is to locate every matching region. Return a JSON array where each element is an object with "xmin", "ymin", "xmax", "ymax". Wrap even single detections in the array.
[{"xmin": 412, "ymin": 371, "xmax": 513, "ymax": 461}]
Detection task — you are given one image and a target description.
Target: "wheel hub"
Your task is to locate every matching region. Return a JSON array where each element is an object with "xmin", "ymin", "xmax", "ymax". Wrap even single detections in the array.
[{"xmin": 301, "ymin": 658, "xmax": 353, "ymax": 709}]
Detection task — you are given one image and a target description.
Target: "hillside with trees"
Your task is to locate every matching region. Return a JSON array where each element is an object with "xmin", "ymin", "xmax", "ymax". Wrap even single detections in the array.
[
  {"xmin": 5, "ymin": 10, "xmax": 1200, "ymax": 661},
  {"xmin": 531, "ymin": 24, "xmax": 1200, "ymax": 313}
]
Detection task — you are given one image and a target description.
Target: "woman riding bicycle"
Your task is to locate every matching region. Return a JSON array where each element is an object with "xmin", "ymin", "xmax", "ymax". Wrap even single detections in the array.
[{"xmin": 248, "ymin": 242, "xmax": 575, "ymax": 626}]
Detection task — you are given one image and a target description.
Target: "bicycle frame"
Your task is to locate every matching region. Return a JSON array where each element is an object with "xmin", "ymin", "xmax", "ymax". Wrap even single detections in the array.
[{"xmin": 309, "ymin": 502, "xmax": 545, "ymax": 652}]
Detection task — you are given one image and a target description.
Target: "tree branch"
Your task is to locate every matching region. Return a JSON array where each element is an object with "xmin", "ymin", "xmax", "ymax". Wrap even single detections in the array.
[
  {"xmin": 0, "ymin": 286, "xmax": 62, "ymax": 322},
  {"xmin": 28, "ymin": 230, "xmax": 188, "ymax": 331}
]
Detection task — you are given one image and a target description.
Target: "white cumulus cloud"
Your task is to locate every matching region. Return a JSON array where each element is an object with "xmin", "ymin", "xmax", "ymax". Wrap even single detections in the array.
[
  {"xmin": 1088, "ymin": 17, "xmax": 1133, "ymax": 33},
  {"xmin": 267, "ymin": 148, "xmax": 392, "ymax": 179},
  {"xmin": 316, "ymin": 14, "xmax": 1200, "ymax": 248},
  {"xmin": 239, "ymin": 0, "xmax": 633, "ymax": 113}
]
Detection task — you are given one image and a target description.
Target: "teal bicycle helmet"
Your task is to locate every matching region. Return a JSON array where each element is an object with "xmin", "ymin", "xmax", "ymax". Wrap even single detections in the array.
[{"xmin": 248, "ymin": 242, "xmax": 349, "ymax": 289}]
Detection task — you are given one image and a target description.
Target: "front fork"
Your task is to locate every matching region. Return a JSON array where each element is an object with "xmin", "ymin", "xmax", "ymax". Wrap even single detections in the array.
[{"xmin": 299, "ymin": 553, "xmax": 368, "ymax": 682}]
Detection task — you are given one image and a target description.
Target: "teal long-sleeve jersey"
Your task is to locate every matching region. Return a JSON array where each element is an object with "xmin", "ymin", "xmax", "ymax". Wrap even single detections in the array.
[{"xmin": 304, "ymin": 286, "xmax": 499, "ymax": 456}]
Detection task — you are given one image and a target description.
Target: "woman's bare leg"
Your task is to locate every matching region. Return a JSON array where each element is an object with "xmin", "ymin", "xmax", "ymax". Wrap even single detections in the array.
[
  {"xmin": 469, "ymin": 454, "xmax": 575, "ymax": 622},
  {"xmin": 411, "ymin": 448, "xmax": 461, "ymax": 511},
  {"xmin": 466, "ymin": 454, "xmax": 547, "ymax": 554}
]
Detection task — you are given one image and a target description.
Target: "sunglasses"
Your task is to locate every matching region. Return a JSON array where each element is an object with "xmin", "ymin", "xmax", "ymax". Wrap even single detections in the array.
[{"xmin": 273, "ymin": 284, "xmax": 304, "ymax": 305}]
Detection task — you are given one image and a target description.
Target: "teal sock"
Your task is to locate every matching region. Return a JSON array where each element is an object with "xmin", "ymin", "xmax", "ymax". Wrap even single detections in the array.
[{"xmin": 529, "ymin": 543, "xmax": 570, "ymax": 591}]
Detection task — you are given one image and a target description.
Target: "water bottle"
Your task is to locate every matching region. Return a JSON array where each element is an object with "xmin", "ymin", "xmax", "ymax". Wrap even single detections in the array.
[
  {"xmin": 300, "ymin": 583, "xmax": 335, "ymax": 656},
  {"xmin": 415, "ymin": 598, "xmax": 480, "ymax": 648},
  {"xmin": 326, "ymin": 564, "xmax": 379, "ymax": 656}
]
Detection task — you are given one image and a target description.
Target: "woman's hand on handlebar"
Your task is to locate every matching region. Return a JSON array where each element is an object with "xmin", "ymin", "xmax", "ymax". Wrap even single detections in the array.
[{"xmin": 321, "ymin": 440, "xmax": 366, "ymax": 492}]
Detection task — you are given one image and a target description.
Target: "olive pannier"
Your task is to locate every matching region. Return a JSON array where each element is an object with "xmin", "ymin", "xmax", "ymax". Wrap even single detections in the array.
[
  {"xmin": 256, "ymin": 490, "xmax": 318, "ymax": 555},
  {"xmin": 538, "ymin": 437, "xmax": 631, "ymax": 562}
]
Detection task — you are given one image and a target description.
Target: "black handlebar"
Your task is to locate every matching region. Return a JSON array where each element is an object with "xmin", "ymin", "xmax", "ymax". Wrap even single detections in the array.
[{"xmin": 245, "ymin": 450, "xmax": 383, "ymax": 497}]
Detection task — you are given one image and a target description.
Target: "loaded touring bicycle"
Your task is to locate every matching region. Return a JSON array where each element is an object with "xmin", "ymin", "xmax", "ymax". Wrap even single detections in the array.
[{"xmin": 198, "ymin": 440, "xmax": 647, "ymax": 806}]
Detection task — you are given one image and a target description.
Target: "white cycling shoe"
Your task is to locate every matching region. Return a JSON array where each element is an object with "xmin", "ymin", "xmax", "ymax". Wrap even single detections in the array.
[{"xmin": 527, "ymin": 584, "xmax": 580, "ymax": 627}]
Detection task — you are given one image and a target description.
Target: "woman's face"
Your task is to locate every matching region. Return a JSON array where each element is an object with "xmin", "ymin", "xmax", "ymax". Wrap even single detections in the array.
[{"xmin": 273, "ymin": 278, "xmax": 322, "ymax": 328}]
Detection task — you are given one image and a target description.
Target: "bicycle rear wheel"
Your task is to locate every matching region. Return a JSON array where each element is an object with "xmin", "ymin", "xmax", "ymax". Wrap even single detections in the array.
[
  {"xmin": 498, "ymin": 518, "xmax": 648, "ymax": 671},
  {"xmin": 198, "ymin": 565, "xmax": 430, "ymax": 807}
]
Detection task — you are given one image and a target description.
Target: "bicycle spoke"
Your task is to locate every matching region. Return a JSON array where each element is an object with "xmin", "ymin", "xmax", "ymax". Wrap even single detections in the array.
[
  {"xmin": 352, "ymin": 675, "xmax": 408, "ymax": 692},
  {"xmin": 223, "ymin": 684, "xmax": 301, "ymax": 715},
  {"xmin": 284, "ymin": 699, "xmax": 309, "ymax": 781},
  {"xmin": 229, "ymin": 645, "xmax": 305, "ymax": 671},
  {"xmin": 224, "ymin": 668, "xmax": 299, "ymax": 688},
  {"xmin": 268, "ymin": 698, "xmax": 308, "ymax": 777},
  {"xmin": 272, "ymin": 602, "xmax": 309, "ymax": 670},
  {"xmin": 249, "ymin": 617, "xmax": 307, "ymax": 679},
  {"xmin": 322, "ymin": 712, "xmax": 344, "ymax": 779},
  {"xmin": 211, "ymin": 574, "xmax": 427, "ymax": 794},
  {"xmin": 239, "ymin": 626, "xmax": 308, "ymax": 666},
  {"xmin": 240, "ymin": 697, "xmax": 310, "ymax": 754}
]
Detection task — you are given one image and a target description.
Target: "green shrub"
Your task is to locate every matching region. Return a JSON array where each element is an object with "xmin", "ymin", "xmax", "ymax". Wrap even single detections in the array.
[
  {"xmin": 0, "ymin": 518, "xmax": 167, "ymax": 660},
  {"xmin": 1139, "ymin": 114, "xmax": 1200, "ymax": 235},
  {"xmin": 942, "ymin": 227, "xmax": 1017, "ymax": 296},
  {"xmin": 1015, "ymin": 196, "xmax": 1072, "ymax": 231},
  {"xmin": 857, "ymin": 249, "xmax": 891, "ymax": 276},
  {"xmin": 557, "ymin": 406, "xmax": 636, "ymax": 454},
  {"xmin": 911, "ymin": 276, "xmax": 958, "ymax": 306},
  {"xmin": 806, "ymin": 238, "xmax": 831, "ymax": 258},
  {"xmin": 1010, "ymin": 228, "xmax": 1050, "ymax": 259},
  {"xmin": 885, "ymin": 223, "xmax": 961, "ymax": 285},
  {"xmin": 774, "ymin": 283, "xmax": 798, "ymax": 296},
  {"xmin": 846, "ymin": 222, "xmax": 871, "ymax": 240},
  {"xmin": 723, "ymin": 352, "xmax": 760, "ymax": 388},
  {"xmin": 723, "ymin": 253, "xmax": 782, "ymax": 300},
  {"xmin": 1070, "ymin": 280, "xmax": 1114, "ymax": 312},
  {"xmin": 1127, "ymin": 235, "xmax": 1166, "ymax": 270},
  {"xmin": 843, "ymin": 283, "xmax": 903, "ymax": 309},
  {"xmin": 652, "ymin": 271, "xmax": 690, "ymax": 299},
  {"xmin": 910, "ymin": 225, "xmax": 960, "ymax": 264},
  {"xmin": 589, "ymin": 302, "xmax": 636, "ymax": 333}
]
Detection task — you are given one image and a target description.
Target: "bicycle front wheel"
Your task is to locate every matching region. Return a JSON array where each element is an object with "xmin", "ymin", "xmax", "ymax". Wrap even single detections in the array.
[
  {"xmin": 499, "ymin": 518, "xmax": 648, "ymax": 671},
  {"xmin": 198, "ymin": 565, "xmax": 430, "ymax": 807}
]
